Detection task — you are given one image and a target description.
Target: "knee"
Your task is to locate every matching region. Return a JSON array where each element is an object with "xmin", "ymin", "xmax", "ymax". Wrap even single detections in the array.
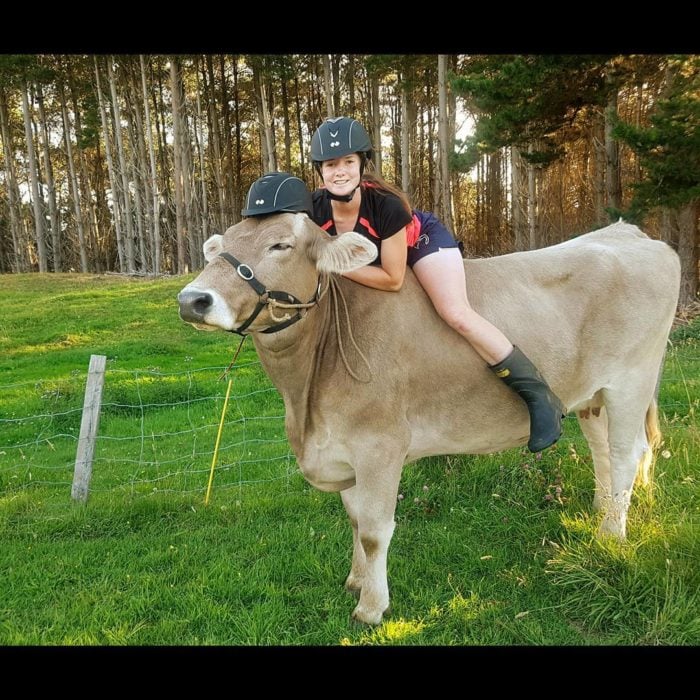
[{"xmin": 436, "ymin": 305, "xmax": 473, "ymax": 334}]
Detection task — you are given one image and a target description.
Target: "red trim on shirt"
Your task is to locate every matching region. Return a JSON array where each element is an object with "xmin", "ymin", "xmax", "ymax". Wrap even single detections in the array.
[
  {"xmin": 320, "ymin": 220, "xmax": 334, "ymax": 231},
  {"xmin": 358, "ymin": 216, "xmax": 380, "ymax": 239},
  {"xmin": 405, "ymin": 213, "xmax": 421, "ymax": 246}
]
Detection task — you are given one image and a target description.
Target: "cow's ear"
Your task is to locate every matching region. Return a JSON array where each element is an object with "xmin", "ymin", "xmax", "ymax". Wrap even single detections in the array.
[
  {"xmin": 203, "ymin": 234, "xmax": 224, "ymax": 262},
  {"xmin": 314, "ymin": 232, "xmax": 378, "ymax": 274}
]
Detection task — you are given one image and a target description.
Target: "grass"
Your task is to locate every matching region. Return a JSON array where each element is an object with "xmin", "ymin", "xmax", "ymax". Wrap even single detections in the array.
[{"xmin": 0, "ymin": 272, "xmax": 698, "ymax": 646}]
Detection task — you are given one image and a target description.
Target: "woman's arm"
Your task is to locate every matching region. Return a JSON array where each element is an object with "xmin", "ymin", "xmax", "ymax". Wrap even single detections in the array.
[{"xmin": 341, "ymin": 228, "xmax": 408, "ymax": 292}]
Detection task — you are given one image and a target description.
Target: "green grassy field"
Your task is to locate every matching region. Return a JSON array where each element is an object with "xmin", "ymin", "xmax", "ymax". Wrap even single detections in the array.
[{"xmin": 0, "ymin": 273, "xmax": 698, "ymax": 646}]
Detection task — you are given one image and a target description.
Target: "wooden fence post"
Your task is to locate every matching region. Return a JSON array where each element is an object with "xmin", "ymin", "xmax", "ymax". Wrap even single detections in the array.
[{"xmin": 71, "ymin": 354, "xmax": 106, "ymax": 503}]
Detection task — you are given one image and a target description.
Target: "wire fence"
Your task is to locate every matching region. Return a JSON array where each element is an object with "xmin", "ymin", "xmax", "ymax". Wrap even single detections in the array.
[
  {"xmin": 0, "ymin": 359, "xmax": 297, "ymax": 504},
  {"xmin": 1, "ymin": 343, "xmax": 698, "ymax": 508}
]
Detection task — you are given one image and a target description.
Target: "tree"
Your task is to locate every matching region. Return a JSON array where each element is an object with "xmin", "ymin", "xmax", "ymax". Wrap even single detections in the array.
[
  {"xmin": 437, "ymin": 55, "xmax": 453, "ymax": 231},
  {"xmin": 0, "ymin": 84, "xmax": 23, "ymax": 271},
  {"xmin": 614, "ymin": 55, "xmax": 700, "ymax": 306}
]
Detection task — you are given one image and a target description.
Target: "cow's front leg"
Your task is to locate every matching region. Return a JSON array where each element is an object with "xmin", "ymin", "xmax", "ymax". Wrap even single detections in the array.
[
  {"xmin": 348, "ymin": 453, "xmax": 403, "ymax": 626},
  {"xmin": 340, "ymin": 486, "xmax": 365, "ymax": 596}
]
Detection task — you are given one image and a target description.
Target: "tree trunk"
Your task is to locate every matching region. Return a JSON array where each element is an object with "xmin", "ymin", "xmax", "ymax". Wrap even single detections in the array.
[
  {"xmin": 370, "ymin": 72, "xmax": 382, "ymax": 174},
  {"xmin": 0, "ymin": 86, "xmax": 24, "ymax": 272},
  {"xmin": 400, "ymin": 87, "xmax": 410, "ymax": 195},
  {"xmin": 179, "ymin": 86, "xmax": 198, "ymax": 271},
  {"xmin": 21, "ymin": 82, "xmax": 47, "ymax": 272},
  {"xmin": 95, "ymin": 56, "xmax": 125, "ymax": 271},
  {"xmin": 126, "ymin": 58, "xmax": 149, "ymax": 272},
  {"xmin": 67, "ymin": 60, "xmax": 98, "ymax": 270},
  {"xmin": 281, "ymin": 75, "xmax": 292, "ymax": 173},
  {"xmin": 294, "ymin": 73, "xmax": 306, "ymax": 181},
  {"xmin": 108, "ymin": 56, "xmax": 136, "ymax": 272},
  {"xmin": 322, "ymin": 54, "xmax": 333, "ymax": 119},
  {"xmin": 194, "ymin": 63, "xmax": 210, "ymax": 259},
  {"xmin": 474, "ymin": 156, "xmax": 483, "ymax": 252},
  {"xmin": 426, "ymin": 83, "xmax": 435, "ymax": 212},
  {"xmin": 170, "ymin": 56, "xmax": 187, "ymax": 273},
  {"xmin": 331, "ymin": 54, "xmax": 341, "ymax": 116},
  {"xmin": 204, "ymin": 56, "xmax": 225, "ymax": 234},
  {"xmin": 59, "ymin": 84, "xmax": 88, "ymax": 272},
  {"xmin": 259, "ymin": 78, "xmax": 276, "ymax": 173},
  {"xmin": 129, "ymin": 135, "xmax": 146, "ymax": 271},
  {"xmin": 232, "ymin": 57, "xmax": 243, "ymax": 224},
  {"xmin": 140, "ymin": 54, "xmax": 161, "ymax": 274},
  {"xmin": 527, "ymin": 143, "xmax": 537, "ymax": 250},
  {"xmin": 36, "ymin": 85, "xmax": 61, "ymax": 272},
  {"xmin": 592, "ymin": 108, "xmax": 606, "ymax": 226},
  {"xmin": 153, "ymin": 68, "xmax": 173, "ymax": 266},
  {"xmin": 437, "ymin": 55, "xmax": 453, "ymax": 231},
  {"xmin": 511, "ymin": 146, "xmax": 526, "ymax": 251},
  {"xmin": 676, "ymin": 199, "xmax": 699, "ymax": 308},
  {"xmin": 220, "ymin": 56, "xmax": 237, "ymax": 225},
  {"xmin": 605, "ymin": 89, "xmax": 621, "ymax": 215},
  {"xmin": 347, "ymin": 55, "xmax": 356, "ymax": 115}
]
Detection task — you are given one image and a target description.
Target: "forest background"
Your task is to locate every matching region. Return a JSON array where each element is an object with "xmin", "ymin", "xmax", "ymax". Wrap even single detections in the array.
[{"xmin": 0, "ymin": 54, "xmax": 697, "ymax": 306}]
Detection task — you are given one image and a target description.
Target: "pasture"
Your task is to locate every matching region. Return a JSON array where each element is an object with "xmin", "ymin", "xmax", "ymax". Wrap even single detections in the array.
[{"xmin": 0, "ymin": 273, "xmax": 698, "ymax": 645}]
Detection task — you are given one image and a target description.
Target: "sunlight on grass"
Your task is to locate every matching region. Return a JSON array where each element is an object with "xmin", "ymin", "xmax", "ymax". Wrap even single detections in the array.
[
  {"xmin": 342, "ymin": 617, "xmax": 429, "ymax": 645},
  {"xmin": 447, "ymin": 590, "xmax": 500, "ymax": 621},
  {"xmin": 27, "ymin": 333, "xmax": 92, "ymax": 354}
]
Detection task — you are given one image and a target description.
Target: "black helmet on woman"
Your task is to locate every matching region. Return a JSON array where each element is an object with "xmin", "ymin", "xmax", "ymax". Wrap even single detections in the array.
[
  {"xmin": 310, "ymin": 117, "xmax": 373, "ymax": 166},
  {"xmin": 310, "ymin": 117, "xmax": 374, "ymax": 202},
  {"xmin": 241, "ymin": 172, "xmax": 313, "ymax": 217}
]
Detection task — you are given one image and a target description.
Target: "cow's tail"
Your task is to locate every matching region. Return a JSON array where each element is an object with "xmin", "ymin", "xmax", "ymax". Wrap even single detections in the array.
[
  {"xmin": 636, "ymin": 348, "xmax": 666, "ymax": 489},
  {"xmin": 636, "ymin": 397, "xmax": 661, "ymax": 488}
]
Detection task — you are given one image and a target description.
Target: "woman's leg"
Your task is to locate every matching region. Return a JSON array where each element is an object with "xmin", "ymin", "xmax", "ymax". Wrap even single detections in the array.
[
  {"xmin": 412, "ymin": 247, "xmax": 512, "ymax": 365},
  {"xmin": 412, "ymin": 247, "xmax": 565, "ymax": 452}
]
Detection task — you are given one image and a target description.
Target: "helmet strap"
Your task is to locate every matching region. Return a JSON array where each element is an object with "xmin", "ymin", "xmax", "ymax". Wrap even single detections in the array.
[{"xmin": 325, "ymin": 185, "xmax": 359, "ymax": 203}]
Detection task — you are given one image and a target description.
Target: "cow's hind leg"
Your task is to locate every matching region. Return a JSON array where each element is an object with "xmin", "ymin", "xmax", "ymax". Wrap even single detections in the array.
[
  {"xmin": 345, "ymin": 449, "xmax": 404, "ymax": 626},
  {"xmin": 576, "ymin": 397, "xmax": 611, "ymax": 512},
  {"xmin": 598, "ymin": 382, "xmax": 654, "ymax": 539}
]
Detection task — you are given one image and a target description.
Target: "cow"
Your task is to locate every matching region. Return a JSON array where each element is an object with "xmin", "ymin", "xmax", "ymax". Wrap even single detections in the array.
[{"xmin": 178, "ymin": 215, "xmax": 681, "ymax": 625}]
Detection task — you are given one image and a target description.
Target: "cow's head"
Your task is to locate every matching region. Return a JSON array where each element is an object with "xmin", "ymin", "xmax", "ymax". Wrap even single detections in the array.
[{"xmin": 178, "ymin": 213, "xmax": 377, "ymax": 334}]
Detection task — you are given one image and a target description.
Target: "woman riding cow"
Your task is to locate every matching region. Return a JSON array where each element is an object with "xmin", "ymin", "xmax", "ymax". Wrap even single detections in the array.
[{"xmin": 242, "ymin": 117, "xmax": 565, "ymax": 453}]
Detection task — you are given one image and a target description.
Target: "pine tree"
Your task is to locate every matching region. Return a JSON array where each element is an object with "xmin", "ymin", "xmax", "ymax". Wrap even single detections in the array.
[{"xmin": 614, "ymin": 55, "xmax": 700, "ymax": 214}]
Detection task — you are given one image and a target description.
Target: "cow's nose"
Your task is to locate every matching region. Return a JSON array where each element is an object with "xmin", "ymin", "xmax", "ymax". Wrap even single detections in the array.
[{"xmin": 178, "ymin": 289, "xmax": 213, "ymax": 322}]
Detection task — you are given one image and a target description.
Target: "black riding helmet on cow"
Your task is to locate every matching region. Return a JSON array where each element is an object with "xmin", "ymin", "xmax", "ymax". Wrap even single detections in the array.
[
  {"xmin": 241, "ymin": 172, "xmax": 313, "ymax": 217},
  {"xmin": 310, "ymin": 117, "xmax": 374, "ymax": 202}
]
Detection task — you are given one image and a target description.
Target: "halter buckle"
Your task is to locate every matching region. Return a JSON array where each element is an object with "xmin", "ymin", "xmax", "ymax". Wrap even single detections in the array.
[{"xmin": 237, "ymin": 264, "xmax": 255, "ymax": 281}]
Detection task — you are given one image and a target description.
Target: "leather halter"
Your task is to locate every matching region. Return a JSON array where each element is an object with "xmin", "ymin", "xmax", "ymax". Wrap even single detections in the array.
[{"xmin": 218, "ymin": 252, "xmax": 322, "ymax": 335}]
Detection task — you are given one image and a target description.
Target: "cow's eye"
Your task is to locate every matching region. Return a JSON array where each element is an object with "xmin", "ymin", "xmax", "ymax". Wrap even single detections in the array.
[{"xmin": 270, "ymin": 242, "xmax": 292, "ymax": 252}]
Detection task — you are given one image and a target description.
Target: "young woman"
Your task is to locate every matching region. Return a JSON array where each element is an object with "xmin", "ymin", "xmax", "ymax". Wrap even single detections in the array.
[{"xmin": 308, "ymin": 117, "xmax": 565, "ymax": 452}]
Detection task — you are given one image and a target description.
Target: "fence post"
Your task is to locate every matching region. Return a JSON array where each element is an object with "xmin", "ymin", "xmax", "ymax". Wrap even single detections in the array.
[{"xmin": 71, "ymin": 354, "xmax": 106, "ymax": 503}]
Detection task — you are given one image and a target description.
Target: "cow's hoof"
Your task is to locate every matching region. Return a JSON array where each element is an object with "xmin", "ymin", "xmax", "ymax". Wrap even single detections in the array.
[
  {"xmin": 351, "ymin": 603, "xmax": 386, "ymax": 626},
  {"xmin": 597, "ymin": 516, "xmax": 626, "ymax": 540}
]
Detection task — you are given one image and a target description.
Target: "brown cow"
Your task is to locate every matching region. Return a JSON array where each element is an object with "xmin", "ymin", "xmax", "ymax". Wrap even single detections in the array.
[{"xmin": 178, "ymin": 215, "xmax": 680, "ymax": 625}]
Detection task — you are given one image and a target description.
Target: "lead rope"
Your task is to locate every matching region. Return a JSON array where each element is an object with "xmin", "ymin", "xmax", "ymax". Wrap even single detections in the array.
[
  {"xmin": 328, "ymin": 276, "xmax": 373, "ymax": 383},
  {"xmin": 218, "ymin": 335, "xmax": 247, "ymax": 381}
]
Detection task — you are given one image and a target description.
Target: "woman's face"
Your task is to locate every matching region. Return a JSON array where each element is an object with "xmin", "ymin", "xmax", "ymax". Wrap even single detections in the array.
[{"xmin": 320, "ymin": 153, "xmax": 362, "ymax": 198}]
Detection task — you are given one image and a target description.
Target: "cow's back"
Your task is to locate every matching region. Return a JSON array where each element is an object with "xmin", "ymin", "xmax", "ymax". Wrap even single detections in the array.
[
  {"xmin": 463, "ymin": 221, "xmax": 679, "ymax": 355},
  {"xmin": 314, "ymin": 221, "xmax": 680, "ymax": 458}
]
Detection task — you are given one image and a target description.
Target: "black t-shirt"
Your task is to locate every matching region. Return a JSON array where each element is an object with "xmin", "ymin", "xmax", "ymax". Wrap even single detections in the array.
[{"xmin": 311, "ymin": 185, "xmax": 413, "ymax": 265}]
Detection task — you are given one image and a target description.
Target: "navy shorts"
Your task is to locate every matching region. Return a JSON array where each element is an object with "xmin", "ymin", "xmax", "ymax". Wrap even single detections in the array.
[{"xmin": 407, "ymin": 210, "xmax": 461, "ymax": 267}]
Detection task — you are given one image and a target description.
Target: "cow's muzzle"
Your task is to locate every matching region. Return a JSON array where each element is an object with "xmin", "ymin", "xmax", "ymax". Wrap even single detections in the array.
[{"xmin": 178, "ymin": 289, "xmax": 214, "ymax": 323}]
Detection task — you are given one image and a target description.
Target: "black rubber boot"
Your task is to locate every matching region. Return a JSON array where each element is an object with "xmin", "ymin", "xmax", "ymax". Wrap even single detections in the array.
[{"xmin": 490, "ymin": 346, "xmax": 566, "ymax": 453}]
